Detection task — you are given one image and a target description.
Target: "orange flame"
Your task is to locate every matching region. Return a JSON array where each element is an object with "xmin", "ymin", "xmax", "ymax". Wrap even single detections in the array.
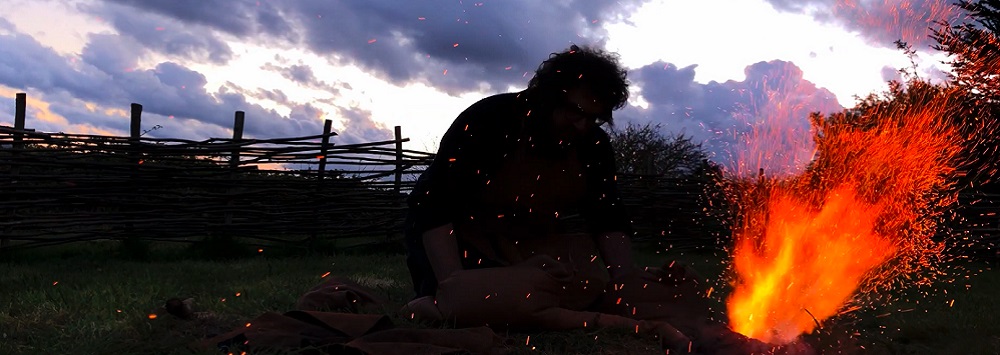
[
  {"xmin": 727, "ymin": 185, "xmax": 897, "ymax": 343},
  {"xmin": 725, "ymin": 86, "xmax": 966, "ymax": 344}
]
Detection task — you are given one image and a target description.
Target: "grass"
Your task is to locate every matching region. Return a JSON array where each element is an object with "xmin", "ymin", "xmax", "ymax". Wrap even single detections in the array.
[{"xmin": 0, "ymin": 240, "xmax": 997, "ymax": 355}]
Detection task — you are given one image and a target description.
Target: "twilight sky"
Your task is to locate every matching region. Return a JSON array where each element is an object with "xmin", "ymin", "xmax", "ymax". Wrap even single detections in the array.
[{"xmin": 0, "ymin": 0, "xmax": 963, "ymax": 174}]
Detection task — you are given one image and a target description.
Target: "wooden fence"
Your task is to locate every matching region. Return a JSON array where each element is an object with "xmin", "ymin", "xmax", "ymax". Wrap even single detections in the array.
[
  {"xmin": 0, "ymin": 92, "xmax": 996, "ymax": 259},
  {"xmin": 0, "ymin": 93, "xmax": 439, "ymax": 251}
]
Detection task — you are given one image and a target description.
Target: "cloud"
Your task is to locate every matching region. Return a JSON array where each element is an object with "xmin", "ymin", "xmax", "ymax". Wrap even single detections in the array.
[
  {"xmin": 625, "ymin": 59, "xmax": 843, "ymax": 176},
  {"xmin": 0, "ymin": 31, "xmax": 118, "ymax": 103},
  {"xmin": 82, "ymin": 1, "xmax": 235, "ymax": 65},
  {"xmin": 256, "ymin": 88, "xmax": 290, "ymax": 105},
  {"xmin": 881, "ymin": 65, "xmax": 903, "ymax": 83},
  {"xmin": 96, "ymin": 0, "xmax": 652, "ymax": 94},
  {"xmin": 0, "ymin": 17, "xmax": 14, "ymax": 32},
  {"xmin": 922, "ymin": 65, "xmax": 952, "ymax": 85},
  {"xmin": 0, "ymin": 26, "xmax": 355, "ymax": 141},
  {"xmin": 879, "ymin": 63, "xmax": 950, "ymax": 86},
  {"xmin": 333, "ymin": 105, "xmax": 394, "ymax": 145},
  {"xmin": 90, "ymin": 0, "xmax": 296, "ymax": 43},
  {"xmin": 3, "ymin": 1, "xmax": 850, "ymax": 174},
  {"xmin": 260, "ymin": 62, "xmax": 344, "ymax": 94},
  {"xmin": 0, "ymin": 91, "xmax": 16, "ymax": 127},
  {"xmin": 762, "ymin": 0, "xmax": 965, "ymax": 49}
]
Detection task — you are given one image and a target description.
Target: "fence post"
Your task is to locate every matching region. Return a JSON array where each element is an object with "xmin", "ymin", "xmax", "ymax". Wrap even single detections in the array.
[
  {"xmin": 1, "ymin": 93, "xmax": 27, "ymax": 250},
  {"xmin": 394, "ymin": 126, "xmax": 403, "ymax": 195},
  {"xmin": 224, "ymin": 111, "xmax": 245, "ymax": 228},
  {"xmin": 122, "ymin": 103, "xmax": 142, "ymax": 245},
  {"xmin": 309, "ymin": 119, "xmax": 333, "ymax": 245},
  {"xmin": 230, "ymin": 111, "xmax": 245, "ymax": 170},
  {"xmin": 13, "ymin": 93, "xmax": 25, "ymax": 149},
  {"xmin": 317, "ymin": 119, "xmax": 332, "ymax": 180},
  {"xmin": 130, "ymin": 104, "xmax": 142, "ymax": 142}
]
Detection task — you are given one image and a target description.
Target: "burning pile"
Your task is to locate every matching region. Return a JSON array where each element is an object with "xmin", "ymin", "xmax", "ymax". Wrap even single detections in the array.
[{"xmin": 723, "ymin": 86, "xmax": 968, "ymax": 344}]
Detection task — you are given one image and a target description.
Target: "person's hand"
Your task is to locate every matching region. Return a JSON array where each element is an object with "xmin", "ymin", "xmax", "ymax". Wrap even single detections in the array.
[
  {"xmin": 738, "ymin": 338, "xmax": 816, "ymax": 355},
  {"xmin": 399, "ymin": 296, "xmax": 445, "ymax": 325},
  {"xmin": 435, "ymin": 269, "xmax": 462, "ymax": 286},
  {"xmin": 778, "ymin": 339, "xmax": 816, "ymax": 355},
  {"xmin": 608, "ymin": 264, "xmax": 639, "ymax": 281},
  {"xmin": 699, "ymin": 326, "xmax": 816, "ymax": 355},
  {"xmin": 638, "ymin": 321, "xmax": 693, "ymax": 353}
]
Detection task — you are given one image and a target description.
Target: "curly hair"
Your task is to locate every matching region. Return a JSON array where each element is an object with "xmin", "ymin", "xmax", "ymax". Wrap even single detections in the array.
[{"xmin": 526, "ymin": 44, "xmax": 630, "ymax": 125}]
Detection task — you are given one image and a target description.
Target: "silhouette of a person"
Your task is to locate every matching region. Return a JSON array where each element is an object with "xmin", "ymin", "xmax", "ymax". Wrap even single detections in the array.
[{"xmin": 402, "ymin": 44, "xmax": 812, "ymax": 354}]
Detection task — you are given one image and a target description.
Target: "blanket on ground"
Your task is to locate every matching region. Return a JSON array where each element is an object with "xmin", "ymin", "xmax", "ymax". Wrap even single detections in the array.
[
  {"xmin": 190, "ymin": 257, "xmax": 805, "ymax": 355},
  {"xmin": 189, "ymin": 276, "xmax": 502, "ymax": 355}
]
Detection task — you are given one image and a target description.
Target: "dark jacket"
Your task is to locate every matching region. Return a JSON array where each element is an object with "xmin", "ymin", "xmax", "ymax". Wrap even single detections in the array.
[{"xmin": 404, "ymin": 91, "xmax": 631, "ymax": 298}]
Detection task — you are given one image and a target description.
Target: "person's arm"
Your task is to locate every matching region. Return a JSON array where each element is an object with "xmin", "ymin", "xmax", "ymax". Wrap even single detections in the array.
[
  {"xmin": 422, "ymin": 223, "xmax": 463, "ymax": 281},
  {"xmin": 408, "ymin": 97, "xmax": 497, "ymax": 283},
  {"xmin": 597, "ymin": 231, "xmax": 635, "ymax": 279},
  {"xmin": 582, "ymin": 130, "xmax": 636, "ymax": 279}
]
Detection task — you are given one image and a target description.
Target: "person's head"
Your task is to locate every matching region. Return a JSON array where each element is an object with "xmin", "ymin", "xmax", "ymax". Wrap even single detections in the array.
[{"xmin": 526, "ymin": 44, "xmax": 630, "ymax": 137}]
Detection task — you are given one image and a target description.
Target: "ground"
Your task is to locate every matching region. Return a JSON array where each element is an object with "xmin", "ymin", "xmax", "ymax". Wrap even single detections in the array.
[{"xmin": 1, "ymin": 240, "xmax": 997, "ymax": 355}]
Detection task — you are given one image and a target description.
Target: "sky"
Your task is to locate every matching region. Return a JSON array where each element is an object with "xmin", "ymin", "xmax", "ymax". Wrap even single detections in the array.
[{"xmin": 0, "ymin": 0, "xmax": 965, "ymax": 174}]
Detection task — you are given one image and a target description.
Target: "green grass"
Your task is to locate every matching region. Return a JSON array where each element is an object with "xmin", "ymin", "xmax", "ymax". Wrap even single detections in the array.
[{"xmin": 1, "ymin": 241, "xmax": 997, "ymax": 354}]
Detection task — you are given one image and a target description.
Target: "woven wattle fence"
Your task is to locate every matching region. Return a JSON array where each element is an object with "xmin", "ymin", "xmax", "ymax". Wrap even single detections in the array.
[
  {"xmin": 0, "ymin": 93, "xmax": 439, "ymax": 251},
  {"xmin": 0, "ymin": 92, "xmax": 996, "ymax": 259}
]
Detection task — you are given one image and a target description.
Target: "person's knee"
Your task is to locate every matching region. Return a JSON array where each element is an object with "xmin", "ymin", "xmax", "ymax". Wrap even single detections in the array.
[
  {"xmin": 400, "ymin": 295, "xmax": 445, "ymax": 325},
  {"xmin": 602, "ymin": 264, "xmax": 708, "ymax": 308},
  {"xmin": 434, "ymin": 262, "xmax": 569, "ymax": 328}
]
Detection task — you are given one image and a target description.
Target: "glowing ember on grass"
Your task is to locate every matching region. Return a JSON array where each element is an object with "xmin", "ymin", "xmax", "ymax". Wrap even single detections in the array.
[{"xmin": 723, "ymin": 85, "xmax": 969, "ymax": 344}]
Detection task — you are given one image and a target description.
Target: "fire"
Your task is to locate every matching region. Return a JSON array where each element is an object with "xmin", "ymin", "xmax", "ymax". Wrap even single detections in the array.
[
  {"xmin": 727, "ymin": 185, "xmax": 897, "ymax": 343},
  {"xmin": 724, "ymin": 85, "xmax": 967, "ymax": 344}
]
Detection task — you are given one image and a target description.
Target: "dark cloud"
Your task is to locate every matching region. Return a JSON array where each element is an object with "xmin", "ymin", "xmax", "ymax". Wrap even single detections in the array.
[
  {"xmin": 0, "ymin": 91, "xmax": 15, "ymax": 127},
  {"xmin": 91, "ymin": 0, "xmax": 296, "ymax": 42},
  {"xmin": 79, "ymin": 33, "xmax": 141, "ymax": 74},
  {"xmin": 220, "ymin": 82, "xmax": 289, "ymax": 107},
  {"xmin": 333, "ymin": 106, "xmax": 394, "ymax": 145},
  {"xmin": 269, "ymin": 64, "xmax": 315, "ymax": 86},
  {"xmin": 0, "ymin": 27, "xmax": 347, "ymax": 141},
  {"xmin": 0, "ymin": 31, "xmax": 116, "ymax": 102},
  {"xmin": 257, "ymin": 88, "xmax": 289, "ymax": 105},
  {"xmin": 222, "ymin": 81, "xmax": 393, "ymax": 145},
  {"xmin": 763, "ymin": 0, "xmax": 965, "ymax": 49},
  {"xmin": 96, "ymin": 0, "xmax": 651, "ymax": 94},
  {"xmin": 0, "ymin": 17, "xmax": 14, "ymax": 32},
  {"xmin": 625, "ymin": 60, "xmax": 843, "ymax": 175},
  {"xmin": 43, "ymin": 90, "xmax": 131, "ymax": 132},
  {"xmin": 82, "ymin": 1, "xmax": 234, "ymax": 65}
]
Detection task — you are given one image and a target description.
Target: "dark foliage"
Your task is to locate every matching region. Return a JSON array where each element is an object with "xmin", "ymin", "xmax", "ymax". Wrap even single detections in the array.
[
  {"xmin": 608, "ymin": 121, "xmax": 719, "ymax": 178},
  {"xmin": 931, "ymin": 0, "xmax": 1000, "ymax": 191},
  {"xmin": 607, "ymin": 122, "xmax": 730, "ymax": 249}
]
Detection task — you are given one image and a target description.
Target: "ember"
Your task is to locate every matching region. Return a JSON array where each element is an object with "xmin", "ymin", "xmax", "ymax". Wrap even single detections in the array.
[{"xmin": 724, "ymin": 85, "xmax": 968, "ymax": 344}]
